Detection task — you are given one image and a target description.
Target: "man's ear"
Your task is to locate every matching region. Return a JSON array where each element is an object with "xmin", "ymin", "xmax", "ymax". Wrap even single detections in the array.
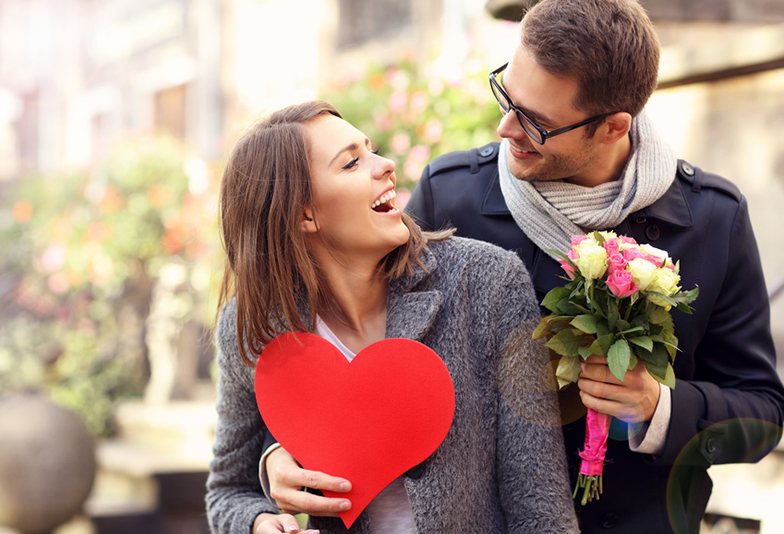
[
  {"xmin": 299, "ymin": 205, "xmax": 318, "ymax": 233},
  {"xmin": 599, "ymin": 112, "xmax": 632, "ymax": 145}
]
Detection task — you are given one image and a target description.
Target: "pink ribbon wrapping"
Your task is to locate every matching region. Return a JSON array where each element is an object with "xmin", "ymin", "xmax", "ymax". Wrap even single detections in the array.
[{"xmin": 578, "ymin": 408, "xmax": 612, "ymax": 476}]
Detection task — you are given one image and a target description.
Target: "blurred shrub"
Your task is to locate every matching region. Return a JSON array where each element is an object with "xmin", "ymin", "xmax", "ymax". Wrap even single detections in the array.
[
  {"xmin": 320, "ymin": 56, "xmax": 501, "ymax": 191},
  {"xmin": 0, "ymin": 135, "xmax": 220, "ymax": 436}
]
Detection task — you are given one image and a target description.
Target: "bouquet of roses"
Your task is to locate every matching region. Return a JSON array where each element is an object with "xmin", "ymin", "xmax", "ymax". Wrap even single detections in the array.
[{"xmin": 533, "ymin": 231, "xmax": 698, "ymax": 505}]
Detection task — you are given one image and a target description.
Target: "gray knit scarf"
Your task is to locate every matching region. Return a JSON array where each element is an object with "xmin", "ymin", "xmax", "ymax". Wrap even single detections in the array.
[{"xmin": 498, "ymin": 110, "xmax": 677, "ymax": 259}]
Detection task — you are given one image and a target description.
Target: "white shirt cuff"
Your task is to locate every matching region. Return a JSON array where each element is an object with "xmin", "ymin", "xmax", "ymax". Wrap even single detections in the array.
[
  {"xmin": 629, "ymin": 383, "xmax": 670, "ymax": 455},
  {"xmin": 259, "ymin": 442, "xmax": 282, "ymax": 507}
]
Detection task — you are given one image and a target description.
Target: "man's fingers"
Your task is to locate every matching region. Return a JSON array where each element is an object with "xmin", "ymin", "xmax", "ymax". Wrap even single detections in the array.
[{"xmin": 272, "ymin": 465, "xmax": 352, "ymax": 494}]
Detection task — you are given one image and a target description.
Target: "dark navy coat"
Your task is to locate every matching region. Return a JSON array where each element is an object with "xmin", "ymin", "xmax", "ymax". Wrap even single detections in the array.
[{"xmin": 406, "ymin": 142, "xmax": 784, "ymax": 534}]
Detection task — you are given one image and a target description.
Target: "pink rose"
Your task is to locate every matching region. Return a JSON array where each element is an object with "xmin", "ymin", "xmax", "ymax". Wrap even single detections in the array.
[
  {"xmin": 605, "ymin": 269, "xmax": 639, "ymax": 298},
  {"xmin": 559, "ymin": 249, "xmax": 579, "ymax": 279},
  {"xmin": 604, "ymin": 238, "xmax": 620, "ymax": 257},
  {"xmin": 571, "ymin": 235, "xmax": 589, "ymax": 247},
  {"xmin": 606, "ymin": 252, "xmax": 627, "ymax": 275},
  {"xmin": 619, "ymin": 236, "xmax": 637, "ymax": 246},
  {"xmin": 646, "ymin": 254, "xmax": 665, "ymax": 267},
  {"xmin": 623, "ymin": 247, "xmax": 648, "ymax": 262}
]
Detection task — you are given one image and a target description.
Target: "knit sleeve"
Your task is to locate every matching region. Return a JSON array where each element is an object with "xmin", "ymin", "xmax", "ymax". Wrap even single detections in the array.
[{"xmin": 205, "ymin": 301, "xmax": 279, "ymax": 534}]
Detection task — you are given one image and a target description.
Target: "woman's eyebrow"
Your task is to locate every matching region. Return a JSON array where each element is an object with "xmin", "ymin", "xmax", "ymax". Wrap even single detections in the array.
[{"xmin": 329, "ymin": 138, "xmax": 371, "ymax": 167}]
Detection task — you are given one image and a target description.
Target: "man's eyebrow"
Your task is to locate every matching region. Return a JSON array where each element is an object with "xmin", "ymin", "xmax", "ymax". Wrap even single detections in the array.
[
  {"xmin": 328, "ymin": 138, "xmax": 371, "ymax": 167},
  {"xmin": 499, "ymin": 72, "xmax": 555, "ymax": 128}
]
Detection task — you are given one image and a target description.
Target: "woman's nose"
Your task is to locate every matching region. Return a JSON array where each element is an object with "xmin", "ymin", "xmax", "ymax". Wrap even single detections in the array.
[{"xmin": 373, "ymin": 154, "xmax": 396, "ymax": 180}]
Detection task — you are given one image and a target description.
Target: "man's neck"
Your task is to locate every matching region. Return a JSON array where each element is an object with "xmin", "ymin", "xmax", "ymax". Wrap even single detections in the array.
[{"xmin": 566, "ymin": 133, "xmax": 632, "ymax": 188}]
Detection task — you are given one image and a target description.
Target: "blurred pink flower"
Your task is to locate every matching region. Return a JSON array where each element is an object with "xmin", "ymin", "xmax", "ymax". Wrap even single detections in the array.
[
  {"xmin": 373, "ymin": 114, "xmax": 392, "ymax": 132},
  {"xmin": 410, "ymin": 90, "xmax": 429, "ymax": 114},
  {"xmin": 388, "ymin": 91, "xmax": 408, "ymax": 113},
  {"xmin": 41, "ymin": 244, "xmax": 66, "ymax": 273},
  {"xmin": 390, "ymin": 132, "xmax": 411, "ymax": 155},
  {"xmin": 422, "ymin": 118, "xmax": 443, "ymax": 144},
  {"xmin": 48, "ymin": 273, "xmax": 70, "ymax": 295},
  {"xmin": 409, "ymin": 144, "xmax": 431, "ymax": 162}
]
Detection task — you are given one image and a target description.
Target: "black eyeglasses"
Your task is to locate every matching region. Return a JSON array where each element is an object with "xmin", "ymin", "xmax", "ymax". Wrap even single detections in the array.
[{"xmin": 489, "ymin": 63, "xmax": 611, "ymax": 145}]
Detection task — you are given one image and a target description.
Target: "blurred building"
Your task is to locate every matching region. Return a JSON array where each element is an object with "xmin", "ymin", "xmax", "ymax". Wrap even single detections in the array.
[{"xmin": 0, "ymin": 0, "xmax": 507, "ymax": 181}]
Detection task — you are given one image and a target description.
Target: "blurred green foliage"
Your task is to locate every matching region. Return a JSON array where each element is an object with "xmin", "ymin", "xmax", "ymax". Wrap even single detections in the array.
[
  {"xmin": 0, "ymin": 135, "xmax": 220, "ymax": 436},
  {"xmin": 320, "ymin": 57, "xmax": 501, "ymax": 192}
]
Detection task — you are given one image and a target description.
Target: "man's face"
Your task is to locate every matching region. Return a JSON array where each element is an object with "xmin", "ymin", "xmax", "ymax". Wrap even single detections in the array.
[{"xmin": 496, "ymin": 46, "xmax": 604, "ymax": 187}]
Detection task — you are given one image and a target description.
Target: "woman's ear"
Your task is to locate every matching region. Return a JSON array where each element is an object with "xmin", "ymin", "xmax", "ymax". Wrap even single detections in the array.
[
  {"xmin": 299, "ymin": 205, "xmax": 318, "ymax": 234},
  {"xmin": 599, "ymin": 112, "xmax": 632, "ymax": 145}
]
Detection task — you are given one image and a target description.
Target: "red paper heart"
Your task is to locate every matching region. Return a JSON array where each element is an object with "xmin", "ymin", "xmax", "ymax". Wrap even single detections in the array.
[{"xmin": 255, "ymin": 333, "xmax": 455, "ymax": 528}]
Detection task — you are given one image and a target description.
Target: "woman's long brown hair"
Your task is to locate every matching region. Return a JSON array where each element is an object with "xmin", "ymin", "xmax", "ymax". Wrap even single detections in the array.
[{"xmin": 217, "ymin": 100, "xmax": 451, "ymax": 366}]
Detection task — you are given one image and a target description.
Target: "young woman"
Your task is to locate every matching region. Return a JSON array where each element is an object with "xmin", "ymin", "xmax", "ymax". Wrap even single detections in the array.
[{"xmin": 205, "ymin": 100, "xmax": 578, "ymax": 534}]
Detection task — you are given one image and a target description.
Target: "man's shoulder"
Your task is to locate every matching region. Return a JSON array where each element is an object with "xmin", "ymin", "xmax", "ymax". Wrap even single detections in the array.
[
  {"xmin": 426, "ymin": 142, "xmax": 500, "ymax": 179},
  {"xmin": 676, "ymin": 160, "xmax": 741, "ymax": 203}
]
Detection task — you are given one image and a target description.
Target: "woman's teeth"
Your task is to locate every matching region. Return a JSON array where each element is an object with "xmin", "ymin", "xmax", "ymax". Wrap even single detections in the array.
[{"xmin": 372, "ymin": 190, "xmax": 396, "ymax": 209}]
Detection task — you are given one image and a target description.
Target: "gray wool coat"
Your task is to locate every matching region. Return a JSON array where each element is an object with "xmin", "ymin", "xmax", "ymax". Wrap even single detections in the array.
[{"xmin": 205, "ymin": 236, "xmax": 579, "ymax": 534}]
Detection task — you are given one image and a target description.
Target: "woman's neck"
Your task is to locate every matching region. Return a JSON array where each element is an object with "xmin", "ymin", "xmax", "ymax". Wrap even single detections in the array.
[{"xmin": 315, "ymin": 253, "xmax": 389, "ymax": 354}]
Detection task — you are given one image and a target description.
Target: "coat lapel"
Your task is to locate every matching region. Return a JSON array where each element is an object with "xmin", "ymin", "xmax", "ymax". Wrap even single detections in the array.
[{"xmin": 385, "ymin": 246, "xmax": 442, "ymax": 342}]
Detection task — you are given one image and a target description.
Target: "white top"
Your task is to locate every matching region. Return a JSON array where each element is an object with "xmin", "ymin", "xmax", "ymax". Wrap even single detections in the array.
[{"xmin": 259, "ymin": 317, "xmax": 417, "ymax": 533}]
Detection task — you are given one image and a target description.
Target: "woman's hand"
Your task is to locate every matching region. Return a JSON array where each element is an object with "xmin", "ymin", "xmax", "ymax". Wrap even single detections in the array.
[
  {"xmin": 253, "ymin": 513, "xmax": 319, "ymax": 534},
  {"xmin": 267, "ymin": 447, "xmax": 353, "ymax": 517}
]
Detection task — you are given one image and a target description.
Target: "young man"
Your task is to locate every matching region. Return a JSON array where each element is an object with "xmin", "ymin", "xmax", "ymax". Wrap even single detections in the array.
[{"xmin": 405, "ymin": 0, "xmax": 784, "ymax": 532}]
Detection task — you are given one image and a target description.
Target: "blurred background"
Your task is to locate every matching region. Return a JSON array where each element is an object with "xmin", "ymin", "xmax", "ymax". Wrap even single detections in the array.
[{"xmin": 0, "ymin": 0, "xmax": 783, "ymax": 533}]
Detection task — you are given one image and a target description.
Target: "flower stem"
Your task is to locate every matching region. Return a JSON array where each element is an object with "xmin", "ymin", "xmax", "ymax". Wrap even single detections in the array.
[{"xmin": 573, "ymin": 474, "xmax": 603, "ymax": 505}]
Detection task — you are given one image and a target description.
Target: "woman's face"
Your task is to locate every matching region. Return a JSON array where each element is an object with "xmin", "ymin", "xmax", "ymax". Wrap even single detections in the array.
[{"xmin": 304, "ymin": 114, "xmax": 410, "ymax": 261}]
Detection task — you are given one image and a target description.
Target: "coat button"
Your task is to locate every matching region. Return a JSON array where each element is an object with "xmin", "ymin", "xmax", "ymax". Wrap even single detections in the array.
[
  {"xmin": 680, "ymin": 161, "xmax": 695, "ymax": 176},
  {"xmin": 645, "ymin": 224, "xmax": 660, "ymax": 241},
  {"xmin": 479, "ymin": 146, "xmax": 494, "ymax": 157},
  {"xmin": 601, "ymin": 513, "xmax": 618, "ymax": 528},
  {"xmin": 706, "ymin": 437, "xmax": 718, "ymax": 454},
  {"xmin": 405, "ymin": 462, "xmax": 425, "ymax": 479}
]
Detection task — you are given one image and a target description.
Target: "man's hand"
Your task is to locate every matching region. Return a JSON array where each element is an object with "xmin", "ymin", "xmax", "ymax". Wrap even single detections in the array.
[
  {"xmin": 267, "ymin": 447, "xmax": 352, "ymax": 517},
  {"xmin": 577, "ymin": 355, "xmax": 660, "ymax": 423}
]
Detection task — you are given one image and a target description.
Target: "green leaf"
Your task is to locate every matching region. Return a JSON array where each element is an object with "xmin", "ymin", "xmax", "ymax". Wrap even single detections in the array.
[
  {"xmin": 648, "ymin": 305, "xmax": 669, "ymax": 325},
  {"xmin": 556, "ymin": 299, "xmax": 583, "ymax": 316},
  {"xmin": 619, "ymin": 326, "xmax": 644, "ymax": 335},
  {"xmin": 590, "ymin": 230, "xmax": 606, "ymax": 245},
  {"xmin": 532, "ymin": 316, "xmax": 553, "ymax": 339},
  {"xmin": 607, "ymin": 302, "xmax": 620, "ymax": 332},
  {"xmin": 616, "ymin": 319, "xmax": 631, "ymax": 332},
  {"xmin": 662, "ymin": 363, "xmax": 676, "ymax": 389},
  {"xmin": 589, "ymin": 333, "xmax": 615, "ymax": 357},
  {"xmin": 541, "ymin": 287, "xmax": 571, "ymax": 314},
  {"xmin": 578, "ymin": 345, "xmax": 594, "ymax": 360},
  {"xmin": 628, "ymin": 354, "xmax": 638, "ymax": 371},
  {"xmin": 608, "ymin": 339, "xmax": 631, "ymax": 382},
  {"xmin": 545, "ymin": 328, "xmax": 585, "ymax": 357},
  {"xmin": 532, "ymin": 315, "xmax": 572, "ymax": 339},
  {"xmin": 676, "ymin": 302, "xmax": 694, "ymax": 314},
  {"xmin": 556, "ymin": 356, "xmax": 582, "ymax": 389},
  {"xmin": 673, "ymin": 286, "xmax": 699, "ymax": 305},
  {"xmin": 648, "ymin": 291, "xmax": 678, "ymax": 307},
  {"xmin": 644, "ymin": 358, "xmax": 667, "ymax": 382},
  {"xmin": 629, "ymin": 336, "xmax": 654, "ymax": 352},
  {"xmin": 571, "ymin": 314, "xmax": 599, "ymax": 334}
]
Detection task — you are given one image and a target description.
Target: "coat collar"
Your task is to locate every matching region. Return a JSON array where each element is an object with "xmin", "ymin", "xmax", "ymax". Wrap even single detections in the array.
[
  {"xmin": 481, "ymin": 168, "xmax": 693, "ymax": 227},
  {"xmin": 385, "ymin": 245, "xmax": 443, "ymax": 341}
]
